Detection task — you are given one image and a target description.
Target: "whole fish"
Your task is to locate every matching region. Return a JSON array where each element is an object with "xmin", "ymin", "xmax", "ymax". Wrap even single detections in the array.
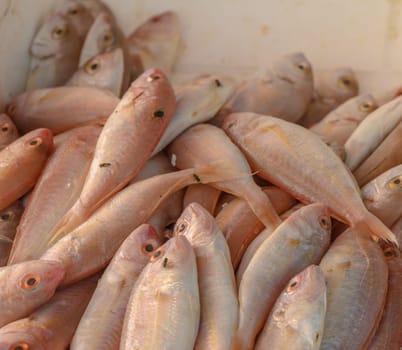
[
  {"xmin": 7, "ymin": 86, "xmax": 118, "ymax": 134},
  {"xmin": 0, "ymin": 113, "xmax": 19, "ymax": 151},
  {"xmin": 67, "ymin": 48, "xmax": 126, "ymax": 96},
  {"xmin": 234, "ymin": 203, "xmax": 331, "ymax": 350},
  {"xmin": 71, "ymin": 224, "xmax": 162, "ymax": 349},
  {"xmin": 310, "ymin": 94, "xmax": 377, "ymax": 146},
  {"xmin": 222, "ymin": 112, "xmax": 398, "ymax": 244},
  {"xmin": 320, "ymin": 227, "xmax": 388, "ymax": 350},
  {"xmin": 48, "ymin": 68, "xmax": 176, "ymax": 242},
  {"xmin": 120, "ymin": 236, "xmax": 199, "ymax": 350},
  {"xmin": 236, "ymin": 203, "xmax": 305, "ymax": 284},
  {"xmin": 152, "ymin": 74, "xmax": 236, "ymax": 155},
  {"xmin": 369, "ymin": 246, "xmax": 402, "ymax": 350},
  {"xmin": 361, "ymin": 165, "xmax": 402, "ymax": 228},
  {"xmin": 353, "ymin": 120, "xmax": 402, "ymax": 186},
  {"xmin": 0, "ymin": 260, "xmax": 65, "ymax": 328},
  {"xmin": 216, "ymin": 186, "xmax": 297, "ymax": 268},
  {"xmin": 175, "ymin": 203, "xmax": 238, "ymax": 350},
  {"xmin": 0, "ymin": 129, "xmax": 53, "ymax": 211},
  {"xmin": 0, "ymin": 201, "xmax": 23, "ymax": 266},
  {"xmin": 128, "ymin": 11, "xmax": 181, "ymax": 77},
  {"xmin": 183, "ymin": 184, "xmax": 221, "ymax": 214},
  {"xmin": 0, "ymin": 274, "xmax": 97, "ymax": 350},
  {"xmin": 299, "ymin": 67, "xmax": 359, "ymax": 127},
  {"xmin": 8, "ymin": 125, "xmax": 100, "ymax": 264},
  {"xmin": 27, "ymin": 13, "xmax": 82, "ymax": 90},
  {"xmin": 222, "ymin": 52, "xmax": 313, "ymax": 123},
  {"xmin": 168, "ymin": 123, "xmax": 281, "ymax": 231},
  {"xmin": 345, "ymin": 95, "xmax": 402, "ymax": 171},
  {"xmin": 255, "ymin": 265, "xmax": 327, "ymax": 350},
  {"xmin": 41, "ymin": 163, "xmax": 242, "ymax": 286}
]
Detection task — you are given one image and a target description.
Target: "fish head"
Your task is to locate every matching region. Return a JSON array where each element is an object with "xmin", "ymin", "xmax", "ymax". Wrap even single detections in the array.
[
  {"xmin": 0, "ymin": 323, "xmax": 46, "ymax": 350},
  {"xmin": 272, "ymin": 52, "xmax": 313, "ymax": 86},
  {"xmin": 23, "ymin": 128, "xmax": 54, "ymax": 156},
  {"xmin": 0, "ymin": 114, "xmax": 19, "ymax": 146},
  {"xmin": 221, "ymin": 112, "xmax": 256, "ymax": 137},
  {"xmin": 56, "ymin": 0, "xmax": 94, "ymax": 38},
  {"xmin": 352, "ymin": 94, "xmax": 378, "ymax": 115},
  {"xmin": 30, "ymin": 13, "xmax": 78, "ymax": 59},
  {"xmin": 0, "ymin": 201, "xmax": 23, "ymax": 233},
  {"xmin": 174, "ymin": 202, "xmax": 218, "ymax": 247},
  {"xmin": 315, "ymin": 68, "xmax": 358, "ymax": 102}
]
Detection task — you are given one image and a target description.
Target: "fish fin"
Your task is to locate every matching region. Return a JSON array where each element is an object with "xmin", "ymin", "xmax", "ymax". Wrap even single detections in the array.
[
  {"xmin": 358, "ymin": 211, "xmax": 398, "ymax": 246},
  {"xmin": 0, "ymin": 234, "xmax": 13, "ymax": 244},
  {"xmin": 193, "ymin": 161, "xmax": 253, "ymax": 185}
]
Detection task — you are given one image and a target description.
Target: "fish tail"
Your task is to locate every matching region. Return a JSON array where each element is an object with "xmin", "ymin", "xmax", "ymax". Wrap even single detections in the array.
[{"xmin": 358, "ymin": 211, "xmax": 398, "ymax": 246}]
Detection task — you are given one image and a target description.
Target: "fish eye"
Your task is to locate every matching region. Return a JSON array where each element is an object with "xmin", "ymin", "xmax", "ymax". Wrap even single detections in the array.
[
  {"xmin": 9, "ymin": 342, "xmax": 30, "ymax": 350},
  {"xmin": 1, "ymin": 213, "xmax": 10, "ymax": 221},
  {"xmin": 383, "ymin": 247, "xmax": 397, "ymax": 259},
  {"xmin": 359, "ymin": 101, "xmax": 375, "ymax": 112},
  {"xmin": 175, "ymin": 221, "xmax": 187, "ymax": 234},
  {"xmin": 319, "ymin": 215, "xmax": 331, "ymax": 230},
  {"xmin": 151, "ymin": 15, "xmax": 161, "ymax": 22},
  {"xmin": 296, "ymin": 62, "xmax": 310, "ymax": 72},
  {"xmin": 25, "ymin": 137, "xmax": 42, "ymax": 148},
  {"xmin": 153, "ymin": 110, "xmax": 164, "ymax": 118},
  {"xmin": 98, "ymin": 30, "xmax": 115, "ymax": 49},
  {"xmin": 387, "ymin": 175, "xmax": 402, "ymax": 190},
  {"xmin": 142, "ymin": 243, "xmax": 155, "ymax": 255},
  {"xmin": 68, "ymin": 7, "xmax": 80, "ymax": 16},
  {"xmin": 51, "ymin": 25, "xmax": 68, "ymax": 40},
  {"xmin": 150, "ymin": 248, "xmax": 164, "ymax": 262},
  {"xmin": 0, "ymin": 123, "xmax": 10, "ymax": 133},
  {"xmin": 286, "ymin": 278, "xmax": 299, "ymax": 292},
  {"xmin": 21, "ymin": 274, "xmax": 41, "ymax": 290},
  {"xmin": 85, "ymin": 59, "xmax": 100, "ymax": 75},
  {"xmin": 338, "ymin": 76, "xmax": 355, "ymax": 90}
]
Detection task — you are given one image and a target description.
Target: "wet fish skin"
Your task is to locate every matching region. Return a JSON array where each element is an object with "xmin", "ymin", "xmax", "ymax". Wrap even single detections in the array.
[
  {"xmin": 71, "ymin": 224, "xmax": 162, "ymax": 350},
  {"xmin": 128, "ymin": 11, "xmax": 181, "ymax": 77},
  {"xmin": 175, "ymin": 203, "xmax": 238, "ymax": 350},
  {"xmin": 0, "ymin": 128, "xmax": 53, "ymax": 211},
  {"xmin": 0, "ymin": 201, "xmax": 23, "ymax": 267},
  {"xmin": 310, "ymin": 94, "xmax": 377, "ymax": 146},
  {"xmin": 7, "ymin": 86, "xmax": 118, "ymax": 134},
  {"xmin": 120, "ymin": 236, "xmax": 200, "ymax": 350},
  {"xmin": 361, "ymin": 165, "xmax": 402, "ymax": 228},
  {"xmin": 234, "ymin": 203, "xmax": 331, "ymax": 350},
  {"xmin": 168, "ymin": 123, "xmax": 281, "ymax": 231},
  {"xmin": 0, "ymin": 260, "xmax": 65, "ymax": 328},
  {"xmin": 183, "ymin": 184, "xmax": 221, "ymax": 214},
  {"xmin": 68, "ymin": 47, "xmax": 125, "ymax": 96},
  {"xmin": 299, "ymin": 67, "xmax": 359, "ymax": 127},
  {"xmin": 223, "ymin": 52, "xmax": 313, "ymax": 123},
  {"xmin": 353, "ymin": 120, "xmax": 402, "ymax": 186},
  {"xmin": 222, "ymin": 112, "xmax": 398, "ymax": 244},
  {"xmin": 345, "ymin": 95, "xmax": 402, "ymax": 171},
  {"xmin": 320, "ymin": 227, "xmax": 388, "ymax": 350},
  {"xmin": 0, "ymin": 274, "xmax": 97, "ymax": 350},
  {"xmin": 0, "ymin": 113, "xmax": 19, "ymax": 151},
  {"xmin": 255, "ymin": 265, "xmax": 327, "ymax": 350},
  {"xmin": 8, "ymin": 125, "xmax": 100, "ymax": 264},
  {"xmin": 49, "ymin": 68, "xmax": 176, "ymax": 240}
]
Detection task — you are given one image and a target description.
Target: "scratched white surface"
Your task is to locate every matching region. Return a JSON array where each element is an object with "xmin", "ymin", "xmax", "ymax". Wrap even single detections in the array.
[{"xmin": 1, "ymin": 0, "xmax": 402, "ymax": 107}]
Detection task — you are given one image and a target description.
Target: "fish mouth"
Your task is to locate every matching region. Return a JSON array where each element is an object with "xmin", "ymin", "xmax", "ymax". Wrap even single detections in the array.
[{"xmin": 277, "ymin": 75, "xmax": 296, "ymax": 85}]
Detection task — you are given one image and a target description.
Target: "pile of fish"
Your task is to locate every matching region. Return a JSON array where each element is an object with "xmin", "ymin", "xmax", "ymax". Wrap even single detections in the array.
[{"xmin": 0, "ymin": 0, "xmax": 401, "ymax": 349}]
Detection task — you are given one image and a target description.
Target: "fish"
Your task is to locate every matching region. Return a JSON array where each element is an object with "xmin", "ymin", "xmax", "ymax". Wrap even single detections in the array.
[
  {"xmin": 299, "ymin": 67, "xmax": 359, "ymax": 127},
  {"xmin": 391, "ymin": 217, "xmax": 402, "ymax": 251},
  {"xmin": 48, "ymin": 68, "xmax": 176, "ymax": 242},
  {"xmin": 53, "ymin": 122, "xmax": 104, "ymax": 148},
  {"xmin": 152, "ymin": 74, "xmax": 236, "ymax": 155},
  {"xmin": 0, "ymin": 129, "xmax": 53, "ymax": 211},
  {"xmin": 27, "ymin": 13, "xmax": 82, "ymax": 90},
  {"xmin": 361, "ymin": 165, "xmax": 402, "ymax": 228},
  {"xmin": 233, "ymin": 203, "xmax": 331, "ymax": 350},
  {"xmin": 168, "ymin": 123, "xmax": 281, "ymax": 231},
  {"xmin": 222, "ymin": 112, "xmax": 398, "ymax": 244},
  {"xmin": 120, "ymin": 235, "xmax": 199, "ymax": 350},
  {"xmin": 175, "ymin": 203, "xmax": 238, "ymax": 349},
  {"xmin": 80, "ymin": 0, "xmax": 114, "ymax": 19},
  {"xmin": 40, "ymin": 163, "xmax": 243, "ymax": 286},
  {"xmin": 353, "ymin": 120, "xmax": 402, "ymax": 186},
  {"xmin": 70, "ymin": 224, "xmax": 162, "ymax": 349},
  {"xmin": 216, "ymin": 186, "xmax": 297, "ymax": 268},
  {"xmin": 319, "ymin": 227, "xmax": 388, "ymax": 350},
  {"xmin": 7, "ymin": 86, "xmax": 118, "ymax": 134},
  {"xmin": 67, "ymin": 48, "xmax": 126, "ymax": 96},
  {"xmin": 236, "ymin": 203, "xmax": 305, "ymax": 284},
  {"xmin": 368, "ymin": 246, "xmax": 402, "ymax": 350},
  {"xmin": 0, "ymin": 113, "xmax": 19, "ymax": 151},
  {"xmin": 183, "ymin": 184, "xmax": 221, "ymax": 214},
  {"xmin": 131, "ymin": 152, "xmax": 175, "ymax": 183},
  {"xmin": 255, "ymin": 265, "xmax": 327, "ymax": 350},
  {"xmin": 127, "ymin": 11, "xmax": 181, "ymax": 77},
  {"xmin": 345, "ymin": 95, "xmax": 402, "ymax": 171},
  {"xmin": 310, "ymin": 94, "xmax": 377, "ymax": 146},
  {"xmin": 0, "ymin": 201, "xmax": 23, "ymax": 267},
  {"xmin": 8, "ymin": 125, "xmax": 100, "ymax": 264},
  {"xmin": 0, "ymin": 274, "xmax": 97, "ymax": 350},
  {"xmin": 221, "ymin": 52, "xmax": 313, "ymax": 123},
  {"xmin": 0, "ymin": 260, "xmax": 65, "ymax": 328}
]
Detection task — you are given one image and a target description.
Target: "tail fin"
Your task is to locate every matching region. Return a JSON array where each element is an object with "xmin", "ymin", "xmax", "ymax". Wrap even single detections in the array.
[{"xmin": 359, "ymin": 210, "xmax": 398, "ymax": 246}]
